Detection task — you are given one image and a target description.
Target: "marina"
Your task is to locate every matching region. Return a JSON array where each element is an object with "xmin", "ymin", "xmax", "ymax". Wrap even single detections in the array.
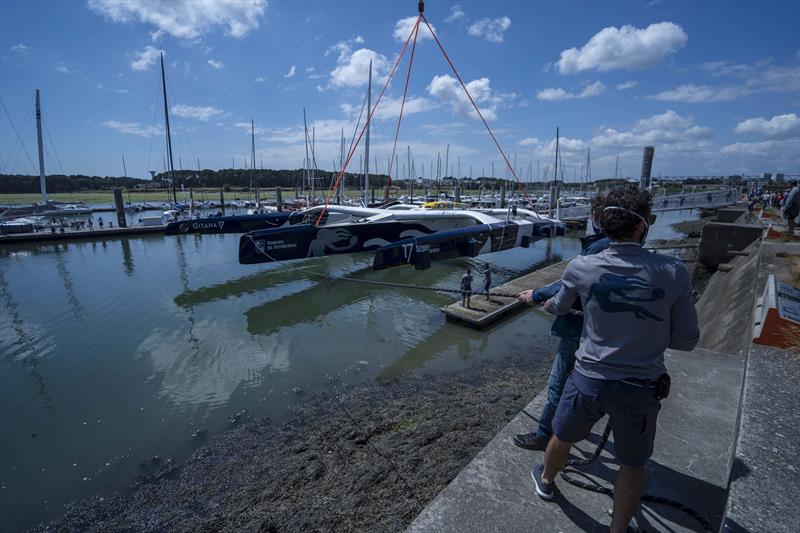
[{"xmin": 1, "ymin": 0, "xmax": 798, "ymax": 531}]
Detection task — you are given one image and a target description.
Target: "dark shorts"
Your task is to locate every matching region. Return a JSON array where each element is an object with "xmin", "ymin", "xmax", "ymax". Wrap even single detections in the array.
[
  {"xmin": 784, "ymin": 206, "xmax": 799, "ymax": 220},
  {"xmin": 461, "ymin": 290, "xmax": 471, "ymax": 298},
  {"xmin": 552, "ymin": 371, "xmax": 661, "ymax": 467}
]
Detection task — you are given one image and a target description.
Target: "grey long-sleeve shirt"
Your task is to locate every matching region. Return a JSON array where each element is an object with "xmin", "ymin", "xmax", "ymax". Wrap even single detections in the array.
[{"xmin": 545, "ymin": 242, "xmax": 699, "ymax": 381}]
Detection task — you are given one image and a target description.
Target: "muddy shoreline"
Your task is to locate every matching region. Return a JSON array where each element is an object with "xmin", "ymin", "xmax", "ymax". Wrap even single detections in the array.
[{"xmin": 35, "ymin": 352, "xmax": 554, "ymax": 532}]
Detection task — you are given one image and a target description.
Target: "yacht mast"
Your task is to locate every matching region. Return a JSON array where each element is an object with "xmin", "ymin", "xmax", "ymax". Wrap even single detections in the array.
[
  {"xmin": 303, "ymin": 108, "xmax": 310, "ymax": 206},
  {"xmin": 364, "ymin": 60, "xmax": 372, "ymax": 206},
  {"xmin": 160, "ymin": 53, "xmax": 177, "ymax": 206},
  {"xmin": 35, "ymin": 89, "xmax": 47, "ymax": 204},
  {"xmin": 250, "ymin": 118, "xmax": 256, "ymax": 204}
]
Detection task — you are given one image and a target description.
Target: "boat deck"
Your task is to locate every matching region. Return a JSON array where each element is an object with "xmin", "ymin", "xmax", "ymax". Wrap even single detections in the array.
[{"xmin": 442, "ymin": 260, "xmax": 567, "ymax": 328}]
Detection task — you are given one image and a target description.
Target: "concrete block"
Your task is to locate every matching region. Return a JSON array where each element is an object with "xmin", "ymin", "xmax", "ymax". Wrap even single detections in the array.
[
  {"xmin": 698, "ymin": 222, "xmax": 762, "ymax": 268},
  {"xmin": 715, "ymin": 208, "xmax": 747, "ymax": 224}
]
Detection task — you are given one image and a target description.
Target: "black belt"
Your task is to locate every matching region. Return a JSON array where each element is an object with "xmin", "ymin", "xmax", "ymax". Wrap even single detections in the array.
[{"xmin": 620, "ymin": 377, "xmax": 658, "ymax": 388}]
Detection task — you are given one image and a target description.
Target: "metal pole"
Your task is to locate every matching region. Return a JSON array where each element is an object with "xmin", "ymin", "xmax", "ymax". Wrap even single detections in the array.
[
  {"xmin": 160, "ymin": 53, "xmax": 176, "ymax": 206},
  {"xmin": 34, "ymin": 89, "xmax": 47, "ymax": 204},
  {"xmin": 364, "ymin": 60, "xmax": 372, "ymax": 206}
]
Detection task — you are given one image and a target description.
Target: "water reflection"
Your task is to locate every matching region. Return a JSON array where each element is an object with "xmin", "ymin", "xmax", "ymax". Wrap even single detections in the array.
[
  {"xmin": 54, "ymin": 247, "xmax": 84, "ymax": 323},
  {"xmin": 120, "ymin": 238, "xmax": 134, "ymax": 275},
  {"xmin": 0, "ymin": 268, "xmax": 54, "ymax": 414}
]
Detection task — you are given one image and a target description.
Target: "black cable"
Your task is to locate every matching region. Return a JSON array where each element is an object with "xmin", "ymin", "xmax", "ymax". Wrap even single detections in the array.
[{"xmin": 559, "ymin": 420, "xmax": 713, "ymax": 532}]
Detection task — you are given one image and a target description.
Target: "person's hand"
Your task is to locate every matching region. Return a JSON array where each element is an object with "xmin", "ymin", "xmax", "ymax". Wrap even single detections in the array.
[
  {"xmin": 543, "ymin": 298, "xmax": 555, "ymax": 314},
  {"xmin": 518, "ymin": 289, "xmax": 534, "ymax": 304}
]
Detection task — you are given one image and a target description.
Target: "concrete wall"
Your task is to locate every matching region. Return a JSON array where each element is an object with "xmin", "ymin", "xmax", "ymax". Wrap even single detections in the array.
[{"xmin": 695, "ymin": 240, "xmax": 762, "ymax": 358}]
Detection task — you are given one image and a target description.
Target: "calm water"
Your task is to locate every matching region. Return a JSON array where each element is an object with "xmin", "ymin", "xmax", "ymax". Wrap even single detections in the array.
[{"xmin": 0, "ymin": 208, "xmax": 696, "ymax": 531}]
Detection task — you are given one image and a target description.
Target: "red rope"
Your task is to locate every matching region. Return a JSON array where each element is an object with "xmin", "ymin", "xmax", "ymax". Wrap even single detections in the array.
[
  {"xmin": 314, "ymin": 17, "xmax": 419, "ymax": 226},
  {"xmin": 421, "ymin": 14, "xmax": 528, "ymax": 200},
  {"xmin": 385, "ymin": 16, "xmax": 420, "ymax": 202}
]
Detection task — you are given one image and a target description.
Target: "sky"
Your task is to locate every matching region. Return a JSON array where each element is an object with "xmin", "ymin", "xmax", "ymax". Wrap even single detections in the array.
[{"xmin": 1, "ymin": 0, "xmax": 799, "ymax": 181}]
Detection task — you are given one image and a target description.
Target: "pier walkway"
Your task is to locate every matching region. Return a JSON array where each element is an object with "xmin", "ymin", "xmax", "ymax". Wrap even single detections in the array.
[
  {"xmin": 442, "ymin": 261, "xmax": 567, "ymax": 328},
  {"xmin": 0, "ymin": 224, "xmax": 165, "ymax": 245}
]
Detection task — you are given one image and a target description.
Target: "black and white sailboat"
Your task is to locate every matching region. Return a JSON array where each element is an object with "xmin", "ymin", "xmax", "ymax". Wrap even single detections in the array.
[{"xmin": 238, "ymin": 207, "xmax": 561, "ymax": 269}]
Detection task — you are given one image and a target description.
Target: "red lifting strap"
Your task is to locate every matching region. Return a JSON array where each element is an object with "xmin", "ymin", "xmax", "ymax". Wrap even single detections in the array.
[
  {"xmin": 386, "ymin": 16, "xmax": 421, "ymax": 201},
  {"xmin": 315, "ymin": 16, "xmax": 421, "ymax": 226},
  {"xmin": 315, "ymin": 10, "xmax": 529, "ymax": 226}
]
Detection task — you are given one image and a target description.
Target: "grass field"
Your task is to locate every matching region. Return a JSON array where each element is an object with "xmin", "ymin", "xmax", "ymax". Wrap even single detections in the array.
[{"xmin": 0, "ymin": 187, "xmax": 522, "ymax": 206}]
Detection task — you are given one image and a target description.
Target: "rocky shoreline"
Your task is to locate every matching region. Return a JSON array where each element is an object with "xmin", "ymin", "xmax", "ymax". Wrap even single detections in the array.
[{"xmin": 35, "ymin": 352, "xmax": 554, "ymax": 533}]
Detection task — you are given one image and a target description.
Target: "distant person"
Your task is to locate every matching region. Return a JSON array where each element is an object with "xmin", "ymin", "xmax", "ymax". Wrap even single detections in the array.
[
  {"xmin": 483, "ymin": 264, "xmax": 492, "ymax": 301},
  {"xmin": 529, "ymin": 185, "xmax": 699, "ymax": 533},
  {"xmin": 460, "ymin": 268, "xmax": 473, "ymax": 308},
  {"xmin": 98, "ymin": 217, "xmax": 104, "ymax": 229},
  {"xmin": 515, "ymin": 200, "xmax": 610, "ymax": 451},
  {"xmin": 87, "ymin": 219, "xmax": 93, "ymax": 230},
  {"xmin": 782, "ymin": 180, "xmax": 800, "ymax": 235}
]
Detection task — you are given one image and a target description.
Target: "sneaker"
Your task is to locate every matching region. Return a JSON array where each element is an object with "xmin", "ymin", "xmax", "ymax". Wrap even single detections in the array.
[
  {"xmin": 513, "ymin": 432, "xmax": 549, "ymax": 451},
  {"xmin": 530, "ymin": 464, "xmax": 554, "ymax": 501}
]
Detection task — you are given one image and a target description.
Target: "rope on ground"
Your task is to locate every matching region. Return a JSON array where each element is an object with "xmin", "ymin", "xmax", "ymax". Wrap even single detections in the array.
[{"xmin": 559, "ymin": 420, "xmax": 713, "ymax": 532}]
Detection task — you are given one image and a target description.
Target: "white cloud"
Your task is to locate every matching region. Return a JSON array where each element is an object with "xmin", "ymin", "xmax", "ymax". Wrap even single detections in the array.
[
  {"xmin": 468, "ymin": 16, "xmax": 511, "ymax": 43},
  {"xmin": 589, "ymin": 110, "xmax": 712, "ymax": 151},
  {"xmin": 88, "ymin": 0, "xmax": 267, "ymax": 40},
  {"xmin": 328, "ymin": 42, "xmax": 388, "ymax": 88},
  {"xmin": 56, "ymin": 62, "xmax": 73, "ymax": 74},
  {"xmin": 445, "ymin": 5, "xmax": 465, "ymax": 23},
  {"xmin": 393, "ymin": 16, "xmax": 435, "ymax": 42},
  {"xmin": 537, "ymin": 81, "xmax": 606, "ymax": 101},
  {"xmin": 353, "ymin": 35, "xmax": 364, "ymax": 44},
  {"xmin": 556, "ymin": 22, "xmax": 687, "ymax": 74},
  {"xmin": 97, "ymin": 83, "xmax": 130, "ymax": 94},
  {"xmin": 233, "ymin": 122, "xmax": 264, "ymax": 134},
  {"xmin": 103, "ymin": 120, "xmax": 162, "ymax": 137},
  {"xmin": 12, "ymin": 43, "xmax": 30, "ymax": 55},
  {"xmin": 518, "ymin": 137, "xmax": 540, "ymax": 146},
  {"xmin": 616, "ymin": 80, "xmax": 638, "ymax": 90},
  {"xmin": 648, "ymin": 84, "xmax": 741, "ymax": 103},
  {"xmin": 283, "ymin": 65, "xmax": 296, "ymax": 78},
  {"xmin": 131, "ymin": 46, "xmax": 162, "ymax": 71},
  {"xmin": 418, "ymin": 122, "xmax": 466, "ymax": 136},
  {"xmin": 171, "ymin": 104, "xmax": 224, "ymax": 121},
  {"xmin": 426, "ymin": 74, "xmax": 506, "ymax": 121},
  {"xmin": 255, "ymin": 76, "xmax": 267, "ymax": 83},
  {"xmin": 719, "ymin": 139, "xmax": 798, "ymax": 158},
  {"xmin": 341, "ymin": 95, "xmax": 436, "ymax": 121},
  {"xmin": 648, "ymin": 59, "xmax": 798, "ymax": 103},
  {"xmin": 207, "ymin": 59, "xmax": 224, "ymax": 70},
  {"xmin": 734, "ymin": 113, "xmax": 800, "ymax": 140}
]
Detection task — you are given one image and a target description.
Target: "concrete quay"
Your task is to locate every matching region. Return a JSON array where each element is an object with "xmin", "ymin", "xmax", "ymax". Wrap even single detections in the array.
[{"xmin": 409, "ymin": 214, "xmax": 800, "ymax": 532}]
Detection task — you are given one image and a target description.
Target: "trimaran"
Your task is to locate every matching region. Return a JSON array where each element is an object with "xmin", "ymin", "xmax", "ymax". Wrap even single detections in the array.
[{"xmin": 238, "ymin": 3, "xmax": 563, "ymax": 269}]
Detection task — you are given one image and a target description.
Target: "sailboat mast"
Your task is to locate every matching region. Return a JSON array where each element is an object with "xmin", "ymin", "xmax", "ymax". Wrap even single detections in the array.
[
  {"xmin": 364, "ymin": 60, "xmax": 372, "ymax": 206},
  {"xmin": 250, "ymin": 118, "xmax": 256, "ymax": 205},
  {"xmin": 160, "ymin": 53, "xmax": 177, "ymax": 205},
  {"xmin": 35, "ymin": 89, "xmax": 47, "ymax": 204},
  {"xmin": 303, "ymin": 108, "xmax": 310, "ymax": 206},
  {"xmin": 553, "ymin": 127, "xmax": 560, "ymax": 218},
  {"xmin": 122, "ymin": 154, "xmax": 127, "ymax": 177}
]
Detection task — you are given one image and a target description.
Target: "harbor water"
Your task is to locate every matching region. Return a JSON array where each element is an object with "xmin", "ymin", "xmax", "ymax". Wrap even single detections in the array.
[{"xmin": 0, "ymin": 208, "xmax": 695, "ymax": 531}]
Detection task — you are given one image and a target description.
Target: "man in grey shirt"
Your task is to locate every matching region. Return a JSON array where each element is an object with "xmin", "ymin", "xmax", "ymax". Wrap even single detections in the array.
[{"xmin": 530, "ymin": 185, "xmax": 699, "ymax": 533}]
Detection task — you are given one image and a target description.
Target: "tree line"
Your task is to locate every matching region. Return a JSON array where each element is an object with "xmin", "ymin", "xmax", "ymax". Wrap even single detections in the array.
[{"xmin": 1, "ymin": 169, "xmax": 574, "ymax": 194}]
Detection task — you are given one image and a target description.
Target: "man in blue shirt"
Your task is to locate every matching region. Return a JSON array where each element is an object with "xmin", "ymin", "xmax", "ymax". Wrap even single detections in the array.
[
  {"xmin": 514, "ymin": 214, "xmax": 609, "ymax": 451},
  {"xmin": 530, "ymin": 185, "xmax": 699, "ymax": 533}
]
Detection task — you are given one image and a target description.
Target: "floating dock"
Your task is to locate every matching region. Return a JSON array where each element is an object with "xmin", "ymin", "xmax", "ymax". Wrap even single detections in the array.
[
  {"xmin": 0, "ymin": 225, "xmax": 166, "ymax": 245},
  {"xmin": 442, "ymin": 261, "xmax": 568, "ymax": 329}
]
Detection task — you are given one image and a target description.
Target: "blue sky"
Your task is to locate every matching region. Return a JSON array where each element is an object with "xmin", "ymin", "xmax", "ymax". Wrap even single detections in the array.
[{"xmin": 1, "ymin": 0, "xmax": 798, "ymax": 181}]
